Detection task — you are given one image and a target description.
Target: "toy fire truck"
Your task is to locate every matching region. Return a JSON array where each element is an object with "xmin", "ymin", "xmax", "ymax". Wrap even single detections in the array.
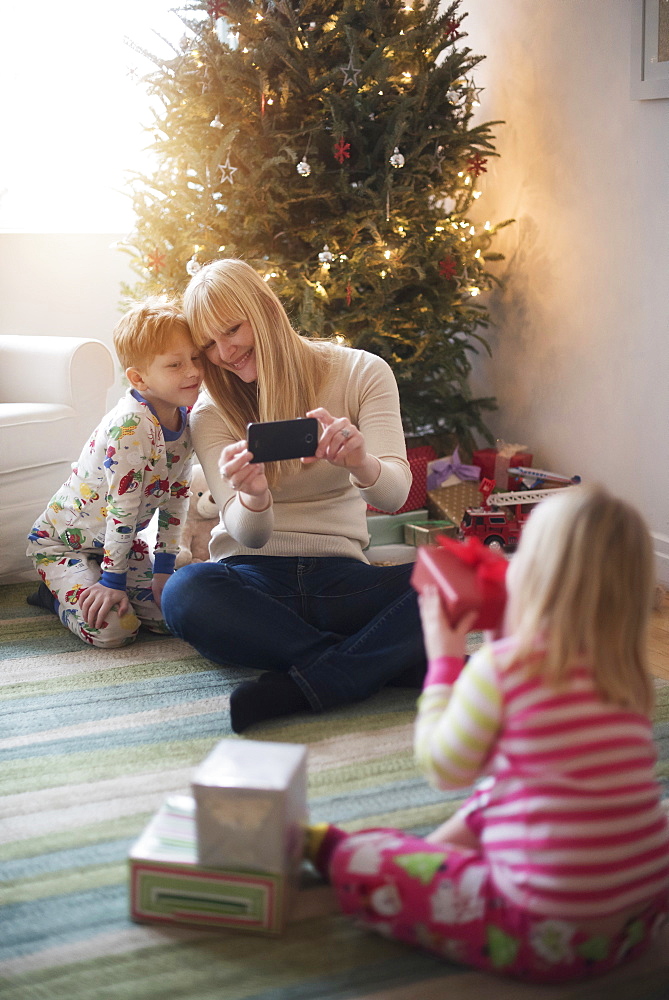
[{"xmin": 459, "ymin": 467, "xmax": 580, "ymax": 551}]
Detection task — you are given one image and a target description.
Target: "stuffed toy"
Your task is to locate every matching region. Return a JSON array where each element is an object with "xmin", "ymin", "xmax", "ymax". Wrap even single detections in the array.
[{"xmin": 175, "ymin": 464, "xmax": 220, "ymax": 568}]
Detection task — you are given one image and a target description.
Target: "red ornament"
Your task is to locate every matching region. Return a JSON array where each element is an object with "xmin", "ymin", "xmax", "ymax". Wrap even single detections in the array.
[
  {"xmin": 439, "ymin": 256, "xmax": 457, "ymax": 279},
  {"xmin": 207, "ymin": 1, "xmax": 229, "ymax": 18},
  {"xmin": 346, "ymin": 280, "xmax": 352, "ymax": 306},
  {"xmin": 147, "ymin": 250, "xmax": 166, "ymax": 272},
  {"xmin": 467, "ymin": 152, "xmax": 488, "ymax": 176},
  {"xmin": 444, "ymin": 18, "xmax": 460, "ymax": 39},
  {"xmin": 334, "ymin": 138, "xmax": 351, "ymax": 164}
]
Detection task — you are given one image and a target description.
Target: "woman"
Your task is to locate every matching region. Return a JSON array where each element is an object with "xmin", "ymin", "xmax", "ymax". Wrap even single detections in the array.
[{"xmin": 162, "ymin": 258, "xmax": 426, "ymax": 731}]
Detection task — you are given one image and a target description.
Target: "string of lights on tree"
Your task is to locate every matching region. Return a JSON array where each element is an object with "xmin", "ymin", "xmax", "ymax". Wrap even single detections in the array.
[{"xmin": 122, "ymin": 0, "xmax": 512, "ymax": 449}]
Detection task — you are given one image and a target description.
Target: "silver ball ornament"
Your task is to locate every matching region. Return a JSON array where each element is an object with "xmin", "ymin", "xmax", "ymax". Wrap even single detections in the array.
[{"xmin": 389, "ymin": 147, "xmax": 405, "ymax": 169}]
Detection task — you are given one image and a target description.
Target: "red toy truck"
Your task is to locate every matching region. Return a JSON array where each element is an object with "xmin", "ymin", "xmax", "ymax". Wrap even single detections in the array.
[
  {"xmin": 459, "ymin": 471, "xmax": 579, "ymax": 552},
  {"xmin": 460, "ymin": 505, "xmax": 526, "ymax": 551}
]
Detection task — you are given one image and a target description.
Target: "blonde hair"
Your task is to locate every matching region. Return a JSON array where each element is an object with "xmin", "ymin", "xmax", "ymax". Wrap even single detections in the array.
[
  {"xmin": 113, "ymin": 298, "xmax": 191, "ymax": 371},
  {"xmin": 505, "ymin": 483, "xmax": 656, "ymax": 714},
  {"xmin": 183, "ymin": 258, "xmax": 331, "ymax": 485}
]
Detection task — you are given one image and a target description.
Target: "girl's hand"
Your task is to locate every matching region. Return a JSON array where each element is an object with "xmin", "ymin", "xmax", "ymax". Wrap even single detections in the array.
[
  {"xmin": 418, "ymin": 585, "xmax": 477, "ymax": 660},
  {"xmin": 78, "ymin": 582, "xmax": 131, "ymax": 628},
  {"xmin": 305, "ymin": 407, "xmax": 380, "ymax": 487},
  {"xmin": 220, "ymin": 439, "xmax": 271, "ymax": 509}
]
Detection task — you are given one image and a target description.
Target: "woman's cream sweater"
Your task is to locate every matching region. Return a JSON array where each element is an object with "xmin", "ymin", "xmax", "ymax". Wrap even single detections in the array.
[{"xmin": 191, "ymin": 345, "xmax": 411, "ymax": 563}]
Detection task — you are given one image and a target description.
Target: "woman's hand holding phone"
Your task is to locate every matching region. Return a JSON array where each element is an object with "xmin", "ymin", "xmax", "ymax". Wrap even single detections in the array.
[
  {"xmin": 306, "ymin": 407, "xmax": 381, "ymax": 487},
  {"xmin": 219, "ymin": 440, "xmax": 271, "ymax": 510}
]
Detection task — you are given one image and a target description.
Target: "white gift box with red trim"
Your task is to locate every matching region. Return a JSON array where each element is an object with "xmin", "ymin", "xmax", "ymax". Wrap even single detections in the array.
[{"xmin": 129, "ymin": 794, "xmax": 290, "ymax": 933}]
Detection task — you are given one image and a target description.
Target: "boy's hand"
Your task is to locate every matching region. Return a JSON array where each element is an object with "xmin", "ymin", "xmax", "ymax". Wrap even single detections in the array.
[
  {"xmin": 78, "ymin": 583, "xmax": 130, "ymax": 629},
  {"xmin": 418, "ymin": 585, "xmax": 477, "ymax": 660},
  {"xmin": 151, "ymin": 572, "xmax": 170, "ymax": 609}
]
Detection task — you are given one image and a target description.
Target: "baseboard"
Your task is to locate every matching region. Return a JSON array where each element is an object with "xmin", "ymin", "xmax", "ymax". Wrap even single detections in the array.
[{"xmin": 653, "ymin": 531, "xmax": 669, "ymax": 586}]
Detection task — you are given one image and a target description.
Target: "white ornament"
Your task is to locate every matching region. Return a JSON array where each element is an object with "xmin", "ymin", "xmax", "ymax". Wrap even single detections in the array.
[
  {"xmin": 210, "ymin": 115, "xmax": 224, "ymax": 129},
  {"xmin": 297, "ymin": 156, "xmax": 311, "ymax": 177},
  {"xmin": 389, "ymin": 147, "xmax": 405, "ymax": 169},
  {"xmin": 219, "ymin": 155, "xmax": 237, "ymax": 184},
  {"xmin": 341, "ymin": 55, "xmax": 361, "ymax": 87},
  {"xmin": 318, "ymin": 244, "xmax": 334, "ymax": 264},
  {"xmin": 186, "ymin": 255, "xmax": 202, "ymax": 276}
]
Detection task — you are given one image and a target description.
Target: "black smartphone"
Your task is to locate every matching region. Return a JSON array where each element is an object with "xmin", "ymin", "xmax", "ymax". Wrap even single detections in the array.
[{"xmin": 247, "ymin": 417, "xmax": 319, "ymax": 463}]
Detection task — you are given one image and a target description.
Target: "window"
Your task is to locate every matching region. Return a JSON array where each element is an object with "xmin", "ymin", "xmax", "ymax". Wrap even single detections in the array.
[{"xmin": 0, "ymin": 1, "xmax": 183, "ymax": 233}]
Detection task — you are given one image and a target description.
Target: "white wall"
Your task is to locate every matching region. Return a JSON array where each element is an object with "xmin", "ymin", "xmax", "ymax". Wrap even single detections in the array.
[
  {"xmin": 1, "ymin": 1, "xmax": 667, "ymax": 581},
  {"xmin": 463, "ymin": 0, "xmax": 669, "ymax": 582}
]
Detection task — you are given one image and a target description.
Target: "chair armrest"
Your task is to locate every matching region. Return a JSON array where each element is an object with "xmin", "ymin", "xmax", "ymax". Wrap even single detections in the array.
[{"xmin": 0, "ymin": 335, "xmax": 115, "ymax": 408}]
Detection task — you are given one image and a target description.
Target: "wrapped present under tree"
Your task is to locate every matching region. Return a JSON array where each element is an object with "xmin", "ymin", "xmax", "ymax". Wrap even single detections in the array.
[
  {"xmin": 369, "ymin": 445, "xmax": 437, "ymax": 515},
  {"xmin": 427, "ymin": 481, "xmax": 483, "ymax": 526},
  {"xmin": 403, "ymin": 520, "xmax": 458, "ymax": 547},
  {"xmin": 366, "ymin": 508, "xmax": 428, "ymax": 547},
  {"xmin": 426, "ymin": 446, "xmax": 481, "ymax": 491},
  {"xmin": 472, "ymin": 441, "xmax": 533, "ymax": 491}
]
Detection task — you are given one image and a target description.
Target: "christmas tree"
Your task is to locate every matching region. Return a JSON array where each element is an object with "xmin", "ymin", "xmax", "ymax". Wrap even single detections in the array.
[{"xmin": 122, "ymin": 0, "xmax": 510, "ymax": 452}]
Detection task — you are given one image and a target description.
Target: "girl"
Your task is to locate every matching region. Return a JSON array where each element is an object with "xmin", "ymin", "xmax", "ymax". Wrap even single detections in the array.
[
  {"xmin": 305, "ymin": 485, "xmax": 669, "ymax": 982},
  {"xmin": 161, "ymin": 258, "xmax": 426, "ymax": 732}
]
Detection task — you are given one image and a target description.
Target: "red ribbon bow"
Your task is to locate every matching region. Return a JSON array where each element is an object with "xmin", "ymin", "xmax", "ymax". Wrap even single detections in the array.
[{"xmin": 436, "ymin": 535, "xmax": 507, "ymax": 599}]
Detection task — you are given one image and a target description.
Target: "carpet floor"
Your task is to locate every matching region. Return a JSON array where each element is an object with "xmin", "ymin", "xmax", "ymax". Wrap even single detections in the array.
[{"xmin": 2, "ymin": 581, "xmax": 669, "ymax": 999}]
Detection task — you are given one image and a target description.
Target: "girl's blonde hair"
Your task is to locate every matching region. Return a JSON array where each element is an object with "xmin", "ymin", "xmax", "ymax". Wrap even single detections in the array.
[
  {"xmin": 183, "ymin": 259, "xmax": 331, "ymax": 485},
  {"xmin": 505, "ymin": 483, "xmax": 656, "ymax": 714}
]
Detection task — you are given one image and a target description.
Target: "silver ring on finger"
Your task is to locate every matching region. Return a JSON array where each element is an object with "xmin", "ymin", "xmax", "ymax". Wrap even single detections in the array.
[{"xmin": 341, "ymin": 427, "xmax": 351, "ymax": 440}]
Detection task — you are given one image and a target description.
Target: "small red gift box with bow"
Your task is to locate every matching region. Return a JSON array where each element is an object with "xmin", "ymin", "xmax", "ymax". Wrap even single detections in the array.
[{"xmin": 410, "ymin": 535, "xmax": 508, "ymax": 631}]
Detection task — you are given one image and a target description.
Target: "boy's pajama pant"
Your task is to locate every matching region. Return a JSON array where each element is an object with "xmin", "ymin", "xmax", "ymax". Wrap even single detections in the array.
[
  {"xmin": 28, "ymin": 534, "xmax": 170, "ymax": 648},
  {"xmin": 329, "ymin": 829, "xmax": 668, "ymax": 983}
]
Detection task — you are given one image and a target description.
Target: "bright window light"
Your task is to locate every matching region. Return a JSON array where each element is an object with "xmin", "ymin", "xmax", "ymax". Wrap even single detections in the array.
[{"xmin": 0, "ymin": 1, "xmax": 183, "ymax": 233}]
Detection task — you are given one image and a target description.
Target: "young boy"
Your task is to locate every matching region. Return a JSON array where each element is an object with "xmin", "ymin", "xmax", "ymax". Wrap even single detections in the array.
[{"xmin": 26, "ymin": 298, "xmax": 204, "ymax": 648}]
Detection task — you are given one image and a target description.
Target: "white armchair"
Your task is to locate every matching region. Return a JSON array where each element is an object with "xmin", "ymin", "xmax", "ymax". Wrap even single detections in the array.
[{"xmin": 0, "ymin": 335, "xmax": 115, "ymax": 584}]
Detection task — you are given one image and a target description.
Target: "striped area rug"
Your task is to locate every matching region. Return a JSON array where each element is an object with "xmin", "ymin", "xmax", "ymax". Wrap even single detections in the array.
[{"xmin": 2, "ymin": 581, "xmax": 669, "ymax": 1000}]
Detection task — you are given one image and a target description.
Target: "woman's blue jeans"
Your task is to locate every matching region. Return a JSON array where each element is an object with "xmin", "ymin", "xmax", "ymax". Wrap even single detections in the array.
[{"xmin": 162, "ymin": 556, "xmax": 426, "ymax": 712}]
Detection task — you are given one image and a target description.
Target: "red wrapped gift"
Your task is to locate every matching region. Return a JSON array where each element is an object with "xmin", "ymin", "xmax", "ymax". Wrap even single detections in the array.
[
  {"xmin": 368, "ymin": 445, "xmax": 437, "ymax": 515},
  {"xmin": 410, "ymin": 535, "xmax": 508, "ymax": 631},
  {"xmin": 472, "ymin": 444, "xmax": 533, "ymax": 491}
]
